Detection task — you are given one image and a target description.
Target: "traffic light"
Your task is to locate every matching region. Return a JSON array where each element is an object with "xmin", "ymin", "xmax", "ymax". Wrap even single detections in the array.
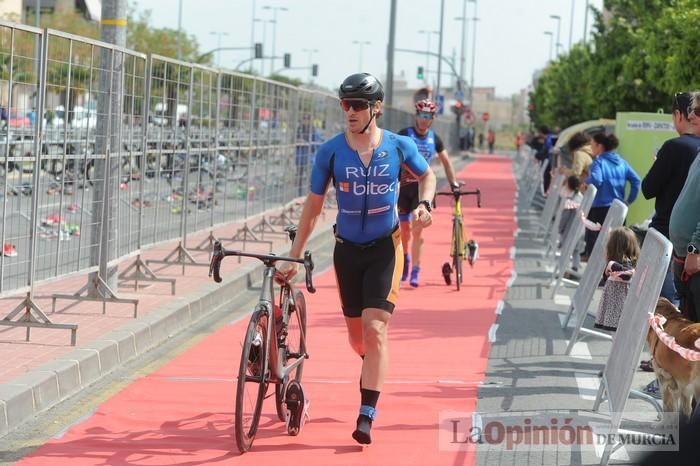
[
  {"xmin": 284, "ymin": 53, "xmax": 291, "ymax": 68},
  {"xmin": 312, "ymin": 64, "xmax": 318, "ymax": 77},
  {"xmin": 254, "ymin": 43, "xmax": 263, "ymax": 59},
  {"xmin": 416, "ymin": 66, "xmax": 424, "ymax": 80}
]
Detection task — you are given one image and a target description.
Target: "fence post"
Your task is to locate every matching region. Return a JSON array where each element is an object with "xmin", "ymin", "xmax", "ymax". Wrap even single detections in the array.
[
  {"xmin": 145, "ymin": 65, "xmax": 209, "ymax": 273},
  {"xmin": 118, "ymin": 54, "xmax": 176, "ymax": 293},
  {"xmin": 229, "ymin": 77, "xmax": 272, "ymax": 253},
  {"xmin": 52, "ymin": 44, "xmax": 138, "ymax": 317},
  {"xmin": 0, "ymin": 27, "xmax": 78, "ymax": 345}
]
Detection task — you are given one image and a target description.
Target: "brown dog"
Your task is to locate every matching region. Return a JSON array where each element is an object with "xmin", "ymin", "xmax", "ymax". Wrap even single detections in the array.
[{"xmin": 647, "ymin": 297, "xmax": 700, "ymax": 420}]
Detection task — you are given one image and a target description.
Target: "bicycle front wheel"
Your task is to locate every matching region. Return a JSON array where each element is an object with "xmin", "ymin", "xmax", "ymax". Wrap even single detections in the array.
[
  {"xmin": 275, "ymin": 291, "xmax": 307, "ymax": 421},
  {"xmin": 235, "ymin": 311, "xmax": 269, "ymax": 453},
  {"xmin": 453, "ymin": 220, "xmax": 464, "ymax": 291}
]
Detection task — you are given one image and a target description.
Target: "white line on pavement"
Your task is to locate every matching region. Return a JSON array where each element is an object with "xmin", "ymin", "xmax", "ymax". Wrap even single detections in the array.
[
  {"xmin": 495, "ymin": 300, "xmax": 504, "ymax": 316},
  {"xmin": 554, "ymin": 294, "xmax": 572, "ymax": 307},
  {"xmin": 567, "ymin": 341, "xmax": 592, "ymax": 360},
  {"xmin": 575, "ymin": 372, "xmax": 600, "ymax": 400},
  {"xmin": 488, "ymin": 324, "xmax": 499, "ymax": 343}
]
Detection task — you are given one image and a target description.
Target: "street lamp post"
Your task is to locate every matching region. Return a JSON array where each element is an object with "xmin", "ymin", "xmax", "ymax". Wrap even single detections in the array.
[
  {"xmin": 455, "ymin": 0, "xmax": 475, "ymax": 92},
  {"xmin": 469, "ymin": 14, "xmax": 479, "ymax": 106},
  {"xmin": 209, "ymin": 31, "xmax": 229, "ymax": 67},
  {"xmin": 254, "ymin": 18, "xmax": 274, "ymax": 74},
  {"xmin": 435, "ymin": 0, "xmax": 445, "ymax": 106},
  {"xmin": 303, "ymin": 48, "xmax": 319, "ymax": 81},
  {"xmin": 544, "ymin": 31, "xmax": 554, "ymax": 62},
  {"xmin": 550, "ymin": 14, "xmax": 562, "ymax": 56},
  {"xmin": 250, "ymin": 0, "xmax": 256, "ymax": 60},
  {"xmin": 583, "ymin": 0, "xmax": 590, "ymax": 44},
  {"xmin": 177, "ymin": 0, "xmax": 183, "ymax": 59},
  {"xmin": 569, "ymin": 0, "xmax": 575, "ymax": 50},
  {"xmin": 352, "ymin": 40, "xmax": 371, "ymax": 71},
  {"xmin": 418, "ymin": 29, "xmax": 439, "ymax": 85},
  {"xmin": 262, "ymin": 5, "xmax": 288, "ymax": 76}
]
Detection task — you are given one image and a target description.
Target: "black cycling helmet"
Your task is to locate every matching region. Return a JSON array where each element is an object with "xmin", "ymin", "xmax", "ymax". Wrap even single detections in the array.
[{"xmin": 338, "ymin": 73, "xmax": 384, "ymax": 102}]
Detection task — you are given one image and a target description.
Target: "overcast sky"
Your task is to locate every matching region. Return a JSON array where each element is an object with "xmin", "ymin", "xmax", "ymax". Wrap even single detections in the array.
[{"xmin": 132, "ymin": 0, "xmax": 604, "ymax": 98}]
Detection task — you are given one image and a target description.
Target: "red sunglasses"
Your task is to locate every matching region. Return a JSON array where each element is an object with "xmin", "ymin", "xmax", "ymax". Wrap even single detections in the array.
[{"xmin": 340, "ymin": 99, "xmax": 371, "ymax": 112}]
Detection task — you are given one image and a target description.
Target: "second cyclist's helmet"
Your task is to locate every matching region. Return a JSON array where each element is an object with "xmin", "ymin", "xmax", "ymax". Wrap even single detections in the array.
[
  {"xmin": 415, "ymin": 99, "xmax": 438, "ymax": 114},
  {"xmin": 339, "ymin": 73, "xmax": 384, "ymax": 102}
]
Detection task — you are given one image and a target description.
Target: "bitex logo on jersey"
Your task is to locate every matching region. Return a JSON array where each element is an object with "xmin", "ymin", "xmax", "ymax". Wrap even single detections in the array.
[
  {"xmin": 340, "ymin": 163, "xmax": 398, "ymax": 196},
  {"xmin": 352, "ymin": 180, "xmax": 398, "ymax": 196}
]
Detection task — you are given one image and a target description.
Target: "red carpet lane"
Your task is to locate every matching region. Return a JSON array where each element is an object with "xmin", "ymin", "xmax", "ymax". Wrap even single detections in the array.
[{"xmin": 17, "ymin": 154, "xmax": 516, "ymax": 466}]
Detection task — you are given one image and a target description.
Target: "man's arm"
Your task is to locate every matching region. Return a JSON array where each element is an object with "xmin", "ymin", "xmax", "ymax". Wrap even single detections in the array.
[
  {"xmin": 417, "ymin": 167, "xmax": 437, "ymax": 204},
  {"xmin": 436, "ymin": 150, "xmax": 459, "ymax": 187},
  {"xmin": 684, "ymin": 217, "xmax": 700, "ymax": 275},
  {"xmin": 641, "ymin": 142, "xmax": 672, "ymax": 199},
  {"xmin": 415, "ymin": 167, "xmax": 436, "ymax": 227}
]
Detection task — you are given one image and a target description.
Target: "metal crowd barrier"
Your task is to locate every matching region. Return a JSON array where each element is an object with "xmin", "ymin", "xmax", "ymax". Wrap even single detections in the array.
[
  {"xmin": 549, "ymin": 184, "xmax": 596, "ymax": 287},
  {"xmin": 562, "ymin": 199, "xmax": 628, "ymax": 354},
  {"xmin": 0, "ymin": 20, "xmax": 456, "ymax": 344},
  {"xmin": 592, "ymin": 228, "xmax": 671, "ymax": 466}
]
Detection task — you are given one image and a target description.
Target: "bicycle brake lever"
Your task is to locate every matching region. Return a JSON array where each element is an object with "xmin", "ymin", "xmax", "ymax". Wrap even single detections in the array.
[
  {"xmin": 303, "ymin": 250, "xmax": 316, "ymax": 293},
  {"xmin": 210, "ymin": 240, "xmax": 224, "ymax": 283}
]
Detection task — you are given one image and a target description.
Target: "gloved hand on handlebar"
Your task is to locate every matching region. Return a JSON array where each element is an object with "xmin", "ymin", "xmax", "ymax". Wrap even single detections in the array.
[{"xmin": 451, "ymin": 182, "xmax": 461, "ymax": 193}]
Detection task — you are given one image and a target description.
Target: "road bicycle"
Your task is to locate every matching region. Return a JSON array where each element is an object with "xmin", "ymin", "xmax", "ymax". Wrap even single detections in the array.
[
  {"xmin": 437, "ymin": 186, "xmax": 481, "ymax": 291},
  {"xmin": 209, "ymin": 225, "xmax": 316, "ymax": 453}
]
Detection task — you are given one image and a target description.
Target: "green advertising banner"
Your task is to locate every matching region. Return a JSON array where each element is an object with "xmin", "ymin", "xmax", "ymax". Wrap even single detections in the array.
[{"xmin": 615, "ymin": 112, "xmax": 677, "ymax": 226}]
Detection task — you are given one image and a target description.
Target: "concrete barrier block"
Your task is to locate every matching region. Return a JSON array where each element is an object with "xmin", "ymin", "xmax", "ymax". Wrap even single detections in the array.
[
  {"xmin": 117, "ymin": 321, "xmax": 153, "ymax": 355},
  {"xmin": 0, "ymin": 384, "xmax": 35, "ymax": 431},
  {"xmin": 56, "ymin": 349, "xmax": 101, "ymax": 387},
  {"xmin": 107, "ymin": 331, "xmax": 137, "ymax": 364},
  {"xmin": 188, "ymin": 298, "xmax": 203, "ymax": 321},
  {"xmin": 35, "ymin": 360, "xmax": 81, "ymax": 399},
  {"xmin": 11, "ymin": 371, "xmax": 60, "ymax": 413},
  {"xmin": 0, "ymin": 400, "xmax": 7, "ymax": 437},
  {"xmin": 83, "ymin": 340, "xmax": 120, "ymax": 375}
]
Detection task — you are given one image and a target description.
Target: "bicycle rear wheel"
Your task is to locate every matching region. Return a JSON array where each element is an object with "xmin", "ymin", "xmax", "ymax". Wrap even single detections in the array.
[
  {"xmin": 275, "ymin": 291, "xmax": 307, "ymax": 421},
  {"xmin": 235, "ymin": 311, "xmax": 269, "ymax": 453}
]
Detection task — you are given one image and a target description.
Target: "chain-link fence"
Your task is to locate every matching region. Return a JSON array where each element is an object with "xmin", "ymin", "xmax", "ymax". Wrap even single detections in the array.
[{"xmin": 0, "ymin": 20, "xmax": 457, "ymax": 303}]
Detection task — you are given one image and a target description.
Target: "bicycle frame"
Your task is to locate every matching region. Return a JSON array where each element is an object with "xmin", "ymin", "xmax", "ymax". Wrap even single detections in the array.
[
  {"xmin": 451, "ymin": 198, "xmax": 465, "ymax": 258},
  {"xmin": 253, "ymin": 268, "xmax": 306, "ymax": 384},
  {"xmin": 209, "ymin": 242, "xmax": 315, "ymax": 385},
  {"xmin": 437, "ymin": 188, "xmax": 481, "ymax": 258}
]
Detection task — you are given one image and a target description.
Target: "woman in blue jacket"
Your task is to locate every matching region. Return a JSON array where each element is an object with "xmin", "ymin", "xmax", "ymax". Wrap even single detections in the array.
[{"xmin": 582, "ymin": 132, "xmax": 641, "ymax": 259}]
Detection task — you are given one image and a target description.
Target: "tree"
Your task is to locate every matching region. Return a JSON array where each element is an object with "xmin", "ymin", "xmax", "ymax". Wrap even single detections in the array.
[
  {"xmin": 529, "ymin": 0, "xmax": 697, "ymax": 128},
  {"xmin": 127, "ymin": 8, "xmax": 211, "ymax": 65}
]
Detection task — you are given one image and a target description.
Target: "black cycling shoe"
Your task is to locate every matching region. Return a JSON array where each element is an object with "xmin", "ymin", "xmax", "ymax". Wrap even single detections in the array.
[
  {"xmin": 441, "ymin": 262, "xmax": 452, "ymax": 286},
  {"xmin": 352, "ymin": 414, "xmax": 373, "ymax": 445},
  {"xmin": 285, "ymin": 380, "xmax": 308, "ymax": 436}
]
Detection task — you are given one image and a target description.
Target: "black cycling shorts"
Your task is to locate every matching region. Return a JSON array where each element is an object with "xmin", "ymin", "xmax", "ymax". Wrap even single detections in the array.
[
  {"xmin": 397, "ymin": 182, "xmax": 419, "ymax": 216},
  {"xmin": 333, "ymin": 227, "xmax": 403, "ymax": 318}
]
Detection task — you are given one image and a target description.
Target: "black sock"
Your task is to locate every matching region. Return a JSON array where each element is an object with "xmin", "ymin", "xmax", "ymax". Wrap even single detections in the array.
[{"xmin": 360, "ymin": 388, "xmax": 380, "ymax": 409}]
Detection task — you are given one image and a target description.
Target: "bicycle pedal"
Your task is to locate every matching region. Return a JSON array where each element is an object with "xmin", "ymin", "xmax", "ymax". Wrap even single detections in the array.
[
  {"xmin": 285, "ymin": 381, "xmax": 308, "ymax": 436},
  {"xmin": 467, "ymin": 241, "xmax": 479, "ymax": 267}
]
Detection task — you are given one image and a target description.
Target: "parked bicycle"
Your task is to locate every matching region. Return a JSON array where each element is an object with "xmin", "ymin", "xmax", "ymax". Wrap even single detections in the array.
[
  {"xmin": 209, "ymin": 225, "xmax": 316, "ymax": 453},
  {"xmin": 437, "ymin": 185, "xmax": 481, "ymax": 290}
]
